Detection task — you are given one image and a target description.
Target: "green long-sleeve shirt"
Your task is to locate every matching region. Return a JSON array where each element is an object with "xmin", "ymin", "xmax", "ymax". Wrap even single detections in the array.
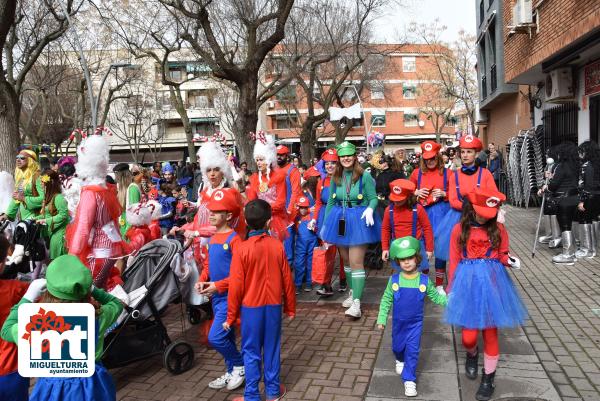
[
  {"xmin": 120, "ymin": 183, "xmax": 142, "ymax": 236},
  {"xmin": 34, "ymin": 194, "xmax": 70, "ymax": 259},
  {"xmin": 1, "ymin": 287, "xmax": 123, "ymax": 361},
  {"xmin": 6, "ymin": 177, "xmax": 44, "ymax": 221},
  {"xmin": 325, "ymin": 170, "xmax": 378, "ymax": 218},
  {"xmin": 377, "ymin": 273, "xmax": 447, "ymax": 326}
]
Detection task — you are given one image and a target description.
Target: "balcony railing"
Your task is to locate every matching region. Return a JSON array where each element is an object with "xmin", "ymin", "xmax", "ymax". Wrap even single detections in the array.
[
  {"xmin": 490, "ymin": 64, "xmax": 497, "ymax": 93},
  {"xmin": 481, "ymin": 75, "xmax": 487, "ymax": 100}
]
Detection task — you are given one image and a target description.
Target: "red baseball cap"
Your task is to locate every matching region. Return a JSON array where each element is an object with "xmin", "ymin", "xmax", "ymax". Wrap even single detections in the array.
[
  {"xmin": 321, "ymin": 148, "xmax": 339, "ymax": 162},
  {"xmin": 467, "ymin": 187, "xmax": 506, "ymax": 219},
  {"xmin": 388, "ymin": 179, "xmax": 416, "ymax": 202},
  {"xmin": 297, "ymin": 196, "xmax": 310, "ymax": 208},
  {"xmin": 276, "ymin": 145, "xmax": 290, "ymax": 155},
  {"xmin": 421, "ymin": 140, "xmax": 441, "ymax": 159},
  {"xmin": 459, "ymin": 135, "xmax": 483, "ymax": 151},
  {"xmin": 207, "ymin": 188, "xmax": 241, "ymax": 215},
  {"xmin": 303, "ymin": 166, "xmax": 321, "ymax": 180}
]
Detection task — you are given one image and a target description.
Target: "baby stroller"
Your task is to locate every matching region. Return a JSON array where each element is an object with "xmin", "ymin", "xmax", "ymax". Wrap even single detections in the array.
[
  {"xmin": 101, "ymin": 239, "xmax": 195, "ymax": 374},
  {"xmin": 0, "ymin": 220, "xmax": 46, "ymax": 280}
]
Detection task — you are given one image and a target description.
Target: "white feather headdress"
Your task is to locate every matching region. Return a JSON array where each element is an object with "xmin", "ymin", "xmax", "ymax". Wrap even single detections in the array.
[
  {"xmin": 253, "ymin": 134, "xmax": 277, "ymax": 168},
  {"xmin": 0, "ymin": 171, "xmax": 15, "ymax": 215},
  {"xmin": 126, "ymin": 203, "xmax": 152, "ymax": 227},
  {"xmin": 75, "ymin": 135, "xmax": 110, "ymax": 185},
  {"xmin": 197, "ymin": 141, "xmax": 232, "ymax": 183}
]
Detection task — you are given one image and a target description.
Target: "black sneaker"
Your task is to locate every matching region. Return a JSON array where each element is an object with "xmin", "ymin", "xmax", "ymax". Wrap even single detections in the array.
[
  {"xmin": 295, "ymin": 287, "xmax": 300, "ymax": 295},
  {"xmin": 338, "ymin": 279, "xmax": 347, "ymax": 292},
  {"xmin": 317, "ymin": 285, "xmax": 334, "ymax": 296}
]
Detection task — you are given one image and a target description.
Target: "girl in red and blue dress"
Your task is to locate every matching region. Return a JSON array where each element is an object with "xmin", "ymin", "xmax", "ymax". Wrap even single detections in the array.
[
  {"xmin": 445, "ymin": 187, "xmax": 526, "ymax": 401},
  {"xmin": 434, "ymin": 135, "xmax": 497, "ymax": 262},
  {"xmin": 409, "ymin": 140, "xmax": 452, "ymax": 292},
  {"xmin": 313, "ymin": 149, "xmax": 347, "ymax": 295}
]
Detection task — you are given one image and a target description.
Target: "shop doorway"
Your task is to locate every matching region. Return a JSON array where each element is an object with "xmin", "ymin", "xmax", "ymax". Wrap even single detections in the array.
[{"xmin": 591, "ymin": 95, "xmax": 600, "ymax": 144}]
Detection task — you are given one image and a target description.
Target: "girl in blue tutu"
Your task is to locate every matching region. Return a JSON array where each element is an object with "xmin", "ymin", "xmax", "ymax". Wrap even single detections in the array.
[
  {"xmin": 446, "ymin": 187, "xmax": 525, "ymax": 401},
  {"xmin": 1, "ymin": 255, "xmax": 123, "ymax": 401},
  {"xmin": 320, "ymin": 141, "xmax": 379, "ymax": 318},
  {"xmin": 410, "ymin": 140, "xmax": 451, "ymax": 293},
  {"xmin": 434, "ymin": 135, "xmax": 497, "ymax": 262}
]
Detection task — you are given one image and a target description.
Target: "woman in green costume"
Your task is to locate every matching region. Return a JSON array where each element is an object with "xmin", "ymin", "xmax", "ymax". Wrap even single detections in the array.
[
  {"xmin": 113, "ymin": 163, "xmax": 142, "ymax": 236},
  {"xmin": 0, "ymin": 149, "xmax": 44, "ymax": 222},
  {"xmin": 34, "ymin": 170, "xmax": 69, "ymax": 260}
]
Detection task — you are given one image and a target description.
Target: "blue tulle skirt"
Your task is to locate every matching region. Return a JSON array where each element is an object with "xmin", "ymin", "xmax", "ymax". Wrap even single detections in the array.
[
  {"xmin": 425, "ymin": 201, "xmax": 451, "ymax": 228},
  {"xmin": 320, "ymin": 205, "xmax": 381, "ymax": 246},
  {"xmin": 391, "ymin": 238, "xmax": 429, "ymax": 272},
  {"xmin": 445, "ymin": 259, "xmax": 527, "ymax": 329},
  {"xmin": 30, "ymin": 363, "xmax": 116, "ymax": 401},
  {"xmin": 317, "ymin": 207, "xmax": 326, "ymax": 239},
  {"xmin": 433, "ymin": 208, "xmax": 461, "ymax": 260}
]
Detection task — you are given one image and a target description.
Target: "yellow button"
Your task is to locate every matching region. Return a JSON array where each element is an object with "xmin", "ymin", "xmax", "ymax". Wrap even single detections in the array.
[
  {"xmin": 332, "ymin": 193, "xmax": 337, "ymax": 199},
  {"xmin": 392, "ymin": 283, "xmax": 399, "ymax": 292},
  {"xmin": 223, "ymin": 244, "xmax": 229, "ymax": 251},
  {"xmin": 419, "ymin": 284, "xmax": 426, "ymax": 293},
  {"xmin": 357, "ymin": 194, "xmax": 364, "ymax": 200}
]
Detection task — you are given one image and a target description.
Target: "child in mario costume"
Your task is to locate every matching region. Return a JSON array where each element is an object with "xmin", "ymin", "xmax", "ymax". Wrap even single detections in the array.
[
  {"xmin": 381, "ymin": 179, "xmax": 434, "ymax": 274},
  {"xmin": 195, "ymin": 188, "xmax": 245, "ymax": 392},
  {"xmin": 226, "ymin": 199, "xmax": 296, "ymax": 401},
  {"xmin": 1, "ymin": 254, "xmax": 123, "ymax": 401},
  {"xmin": 377, "ymin": 236, "xmax": 447, "ymax": 398},
  {"xmin": 294, "ymin": 196, "xmax": 319, "ymax": 293},
  {"xmin": 445, "ymin": 187, "xmax": 525, "ymax": 401}
]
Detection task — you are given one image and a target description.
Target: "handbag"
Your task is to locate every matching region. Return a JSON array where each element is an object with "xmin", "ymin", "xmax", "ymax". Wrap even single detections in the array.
[{"xmin": 312, "ymin": 244, "xmax": 337, "ymax": 285}]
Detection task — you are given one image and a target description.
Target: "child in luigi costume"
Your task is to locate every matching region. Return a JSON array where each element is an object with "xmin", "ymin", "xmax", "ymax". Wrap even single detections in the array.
[
  {"xmin": 377, "ymin": 236, "xmax": 447, "ymax": 397},
  {"xmin": 1, "ymin": 254, "xmax": 123, "ymax": 401}
]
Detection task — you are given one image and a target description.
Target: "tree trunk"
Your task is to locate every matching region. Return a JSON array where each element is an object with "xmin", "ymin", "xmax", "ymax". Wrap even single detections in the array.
[
  {"xmin": 233, "ymin": 82, "xmax": 258, "ymax": 167},
  {"xmin": 170, "ymin": 86, "xmax": 197, "ymax": 163},
  {"xmin": 334, "ymin": 121, "xmax": 352, "ymax": 145},
  {"xmin": 0, "ymin": 80, "xmax": 20, "ymax": 172},
  {"xmin": 299, "ymin": 120, "xmax": 316, "ymax": 163}
]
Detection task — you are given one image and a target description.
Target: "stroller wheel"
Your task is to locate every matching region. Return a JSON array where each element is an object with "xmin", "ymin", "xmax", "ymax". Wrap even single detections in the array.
[{"xmin": 163, "ymin": 340, "xmax": 194, "ymax": 375}]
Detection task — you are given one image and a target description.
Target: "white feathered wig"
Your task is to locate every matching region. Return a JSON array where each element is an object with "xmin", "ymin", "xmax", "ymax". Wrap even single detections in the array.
[
  {"xmin": 0, "ymin": 171, "xmax": 15, "ymax": 215},
  {"xmin": 197, "ymin": 141, "xmax": 232, "ymax": 183},
  {"xmin": 75, "ymin": 135, "xmax": 110, "ymax": 185},
  {"xmin": 145, "ymin": 200, "xmax": 163, "ymax": 221},
  {"xmin": 253, "ymin": 134, "xmax": 277, "ymax": 168},
  {"xmin": 126, "ymin": 203, "xmax": 152, "ymax": 227}
]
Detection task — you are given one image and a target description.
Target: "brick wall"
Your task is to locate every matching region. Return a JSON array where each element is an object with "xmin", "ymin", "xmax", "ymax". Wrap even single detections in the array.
[
  {"xmin": 504, "ymin": 0, "xmax": 600, "ymax": 83},
  {"xmin": 486, "ymin": 86, "xmax": 532, "ymax": 147}
]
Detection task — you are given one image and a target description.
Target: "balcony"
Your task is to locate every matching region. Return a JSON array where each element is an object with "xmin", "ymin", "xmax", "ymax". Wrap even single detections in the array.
[
  {"xmin": 490, "ymin": 64, "xmax": 497, "ymax": 93},
  {"xmin": 481, "ymin": 75, "xmax": 487, "ymax": 100}
]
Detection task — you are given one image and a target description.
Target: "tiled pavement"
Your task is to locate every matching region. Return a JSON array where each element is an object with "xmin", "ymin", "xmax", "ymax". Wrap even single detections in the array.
[{"xmin": 112, "ymin": 205, "xmax": 600, "ymax": 401}]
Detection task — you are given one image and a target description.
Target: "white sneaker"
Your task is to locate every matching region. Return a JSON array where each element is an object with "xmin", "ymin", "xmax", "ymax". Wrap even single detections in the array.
[
  {"xmin": 395, "ymin": 360, "xmax": 404, "ymax": 375},
  {"xmin": 226, "ymin": 366, "xmax": 245, "ymax": 390},
  {"xmin": 342, "ymin": 289, "xmax": 354, "ymax": 308},
  {"xmin": 208, "ymin": 372, "xmax": 232, "ymax": 389},
  {"xmin": 404, "ymin": 381, "xmax": 417, "ymax": 397},
  {"xmin": 436, "ymin": 285, "xmax": 446, "ymax": 296},
  {"xmin": 345, "ymin": 299, "xmax": 361, "ymax": 318}
]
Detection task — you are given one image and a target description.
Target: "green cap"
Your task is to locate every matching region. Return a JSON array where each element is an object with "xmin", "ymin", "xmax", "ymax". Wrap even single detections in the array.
[
  {"xmin": 390, "ymin": 236, "xmax": 421, "ymax": 260},
  {"xmin": 336, "ymin": 141, "xmax": 356, "ymax": 157},
  {"xmin": 46, "ymin": 255, "xmax": 93, "ymax": 301}
]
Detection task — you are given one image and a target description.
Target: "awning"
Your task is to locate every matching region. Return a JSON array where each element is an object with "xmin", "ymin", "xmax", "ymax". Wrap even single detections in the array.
[
  {"xmin": 186, "ymin": 62, "xmax": 211, "ymax": 73},
  {"xmin": 190, "ymin": 117, "xmax": 219, "ymax": 123}
]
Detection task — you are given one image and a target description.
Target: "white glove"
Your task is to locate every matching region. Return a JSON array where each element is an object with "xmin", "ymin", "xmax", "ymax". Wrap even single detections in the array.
[
  {"xmin": 23, "ymin": 279, "xmax": 47, "ymax": 302},
  {"xmin": 361, "ymin": 208, "xmax": 375, "ymax": 227},
  {"xmin": 508, "ymin": 255, "xmax": 521, "ymax": 269},
  {"xmin": 230, "ymin": 164, "xmax": 242, "ymax": 182},
  {"xmin": 7, "ymin": 244, "xmax": 24, "ymax": 265},
  {"xmin": 307, "ymin": 219, "xmax": 317, "ymax": 231}
]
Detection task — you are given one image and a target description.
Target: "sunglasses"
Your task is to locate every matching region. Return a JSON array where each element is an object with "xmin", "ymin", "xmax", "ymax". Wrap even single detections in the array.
[{"xmin": 16, "ymin": 155, "xmax": 27, "ymax": 160}]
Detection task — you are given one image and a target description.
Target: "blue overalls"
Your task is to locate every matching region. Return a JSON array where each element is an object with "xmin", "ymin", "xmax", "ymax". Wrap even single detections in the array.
[
  {"xmin": 316, "ymin": 182, "xmax": 330, "ymax": 232},
  {"xmin": 391, "ymin": 273, "xmax": 429, "ymax": 382},
  {"xmin": 0, "ymin": 371, "xmax": 29, "ymax": 401},
  {"xmin": 294, "ymin": 211, "xmax": 319, "ymax": 288},
  {"xmin": 284, "ymin": 165, "xmax": 298, "ymax": 269},
  {"xmin": 241, "ymin": 230, "xmax": 283, "ymax": 401},
  {"xmin": 417, "ymin": 169, "xmax": 449, "ymax": 270},
  {"xmin": 388, "ymin": 206, "xmax": 429, "ymax": 271},
  {"xmin": 207, "ymin": 232, "xmax": 244, "ymax": 373}
]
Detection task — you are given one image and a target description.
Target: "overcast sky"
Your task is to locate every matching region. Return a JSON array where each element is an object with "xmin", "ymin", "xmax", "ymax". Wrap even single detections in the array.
[{"xmin": 373, "ymin": 0, "xmax": 476, "ymax": 43}]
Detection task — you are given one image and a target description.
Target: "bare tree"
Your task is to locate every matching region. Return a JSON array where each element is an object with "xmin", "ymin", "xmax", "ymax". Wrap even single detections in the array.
[
  {"xmin": 154, "ymin": 0, "xmax": 296, "ymax": 165},
  {"xmin": 0, "ymin": 0, "xmax": 80, "ymax": 171},
  {"xmin": 417, "ymin": 78, "xmax": 456, "ymax": 142},
  {"xmin": 409, "ymin": 20, "xmax": 478, "ymax": 137}
]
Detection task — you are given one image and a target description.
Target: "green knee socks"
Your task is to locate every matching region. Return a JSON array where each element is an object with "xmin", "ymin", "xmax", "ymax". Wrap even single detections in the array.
[
  {"xmin": 351, "ymin": 269, "xmax": 366, "ymax": 300},
  {"xmin": 344, "ymin": 266, "xmax": 353, "ymax": 291}
]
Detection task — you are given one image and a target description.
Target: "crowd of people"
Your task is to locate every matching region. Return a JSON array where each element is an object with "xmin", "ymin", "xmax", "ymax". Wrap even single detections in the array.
[{"xmin": 7, "ymin": 132, "xmax": 594, "ymax": 401}]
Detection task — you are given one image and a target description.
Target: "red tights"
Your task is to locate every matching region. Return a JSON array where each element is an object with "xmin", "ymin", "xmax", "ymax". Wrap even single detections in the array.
[{"xmin": 462, "ymin": 328, "xmax": 499, "ymax": 356}]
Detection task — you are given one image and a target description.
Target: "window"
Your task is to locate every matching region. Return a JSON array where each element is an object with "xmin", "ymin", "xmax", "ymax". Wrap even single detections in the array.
[
  {"xmin": 273, "ymin": 114, "xmax": 299, "ymax": 129},
  {"xmin": 402, "ymin": 56, "xmax": 416, "ymax": 72},
  {"xmin": 276, "ymin": 85, "xmax": 297, "ymax": 102},
  {"xmin": 127, "ymin": 94, "xmax": 143, "ymax": 108},
  {"xmin": 187, "ymin": 90, "xmax": 215, "ymax": 109},
  {"xmin": 124, "ymin": 65, "xmax": 142, "ymax": 80},
  {"xmin": 168, "ymin": 67, "xmax": 183, "ymax": 81},
  {"xmin": 404, "ymin": 113, "xmax": 418, "ymax": 127},
  {"xmin": 352, "ymin": 112, "xmax": 364, "ymax": 127},
  {"xmin": 371, "ymin": 113, "xmax": 386, "ymax": 127},
  {"xmin": 156, "ymin": 92, "xmax": 172, "ymax": 110},
  {"xmin": 370, "ymin": 81, "xmax": 384, "ymax": 100},
  {"xmin": 403, "ymin": 84, "xmax": 417, "ymax": 99},
  {"xmin": 446, "ymin": 116, "xmax": 458, "ymax": 127},
  {"xmin": 488, "ymin": 22, "xmax": 496, "ymax": 65}
]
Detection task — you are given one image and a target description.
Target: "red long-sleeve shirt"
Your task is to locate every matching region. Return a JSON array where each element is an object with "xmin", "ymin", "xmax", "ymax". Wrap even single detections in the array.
[
  {"xmin": 409, "ymin": 168, "xmax": 452, "ymax": 206},
  {"xmin": 447, "ymin": 223, "xmax": 510, "ymax": 290},
  {"xmin": 281, "ymin": 163, "xmax": 302, "ymax": 218},
  {"xmin": 448, "ymin": 168, "xmax": 498, "ymax": 211},
  {"xmin": 246, "ymin": 170, "xmax": 288, "ymax": 215},
  {"xmin": 125, "ymin": 226, "xmax": 152, "ymax": 254},
  {"xmin": 0, "ymin": 280, "xmax": 28, "ymax": 375},
  {"xmin": 199, "ymin": 231, "xmax": 242, "ymax": 294},
  {"xmin": 226, "ymin": 233, "xmax": 296, "ymax": 325},
  {"xmin": 381, "ymin": 203, "xmax": 434, "ymax": 252},
  {"xmin": 314, "ymin": 176, "xmax": 330, "ymax": 222}
]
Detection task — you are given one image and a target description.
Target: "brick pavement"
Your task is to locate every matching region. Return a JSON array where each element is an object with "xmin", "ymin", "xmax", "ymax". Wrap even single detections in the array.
[{"xmin": 505, "ymin": 206, "xmax": 600, "ymax": 401}]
